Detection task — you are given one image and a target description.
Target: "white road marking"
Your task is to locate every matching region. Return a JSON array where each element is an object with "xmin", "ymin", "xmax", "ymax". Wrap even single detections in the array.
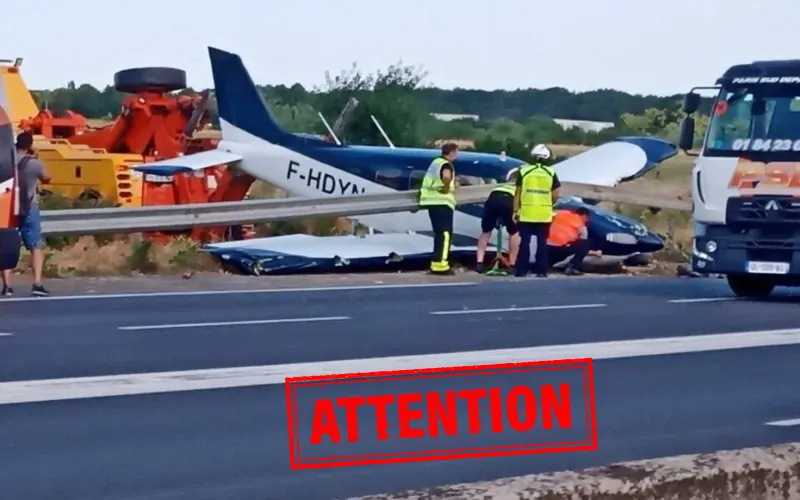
[
  {"xmin": 118, "ymin": 316, "xmax": 351, "ymax": 331},
  {"xmin": 3, "ymin": 328, "xmax": 800, "ymax": 406},
  {"xmin": 0, "ymin": 333, "xmax": 13, "ymax": 337},
  {"xmin": 0, "ymin": 282, "xmax": 477, "ymax": 303},
  {"xmin": 430, "ymin": 303, "xmax": 607, "ymax": 315},
  {"xmin": 667, "ymin": 297, "xmax": 738, "ymax": 304},
  {"xmin": 764, "ymin": 418, "xmax": 800, "ymax": 427}
]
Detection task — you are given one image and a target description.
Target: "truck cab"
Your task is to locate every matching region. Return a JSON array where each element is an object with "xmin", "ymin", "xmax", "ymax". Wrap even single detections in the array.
[{"xmin": 680, "ymin": 60, "xmax": 800, "ymax": 298}]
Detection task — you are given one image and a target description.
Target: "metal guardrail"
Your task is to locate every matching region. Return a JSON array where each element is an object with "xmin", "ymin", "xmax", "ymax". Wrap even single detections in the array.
[{"xmin": 40, "ymin": 183, "xmax": 691, "ymax": 236}]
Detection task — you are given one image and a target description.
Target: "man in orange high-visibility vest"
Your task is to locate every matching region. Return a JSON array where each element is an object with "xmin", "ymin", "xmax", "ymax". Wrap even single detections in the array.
[{"xmin": 547, "ymin": 207, "xmax": 599, "ymax": 276}]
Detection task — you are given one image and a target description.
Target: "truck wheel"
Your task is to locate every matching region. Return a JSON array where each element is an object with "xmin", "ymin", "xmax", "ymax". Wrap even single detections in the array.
[
  {"xmin": 113, "ymin": 67, "xmax": 187, "ymax": 94},
  {"xmin": 726, "ymin": 274, "xmax": 776, "ymax": 298}
]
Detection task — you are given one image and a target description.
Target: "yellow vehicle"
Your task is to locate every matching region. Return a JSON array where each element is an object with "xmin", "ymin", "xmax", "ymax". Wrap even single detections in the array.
[
  {"xmin": 2, "ymin": 57, "xmax": 145, "ymax": 206},
  {"xmin": 32, "ymin": 138, "xmax": 144, "ymax": 206}
]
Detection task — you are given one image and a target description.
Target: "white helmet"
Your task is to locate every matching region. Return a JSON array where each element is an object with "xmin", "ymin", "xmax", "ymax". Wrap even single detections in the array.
[
  {"xmin": 505, "ymin": 167, "xmax": 519, "ymax": 182},
  {"xmin": 530, "ymin": 144, "xmax": 552, "ymax": 160}
]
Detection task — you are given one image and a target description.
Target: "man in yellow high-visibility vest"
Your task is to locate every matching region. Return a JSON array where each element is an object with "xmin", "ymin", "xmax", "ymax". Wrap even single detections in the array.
[
  {"xmin": 475, "ymin": 167, "xmax": 520, "ymax": 274},
  {"xmin": 512, "ymin": 144, "xmax": 561, "ymax": 278},
  {"xmin": 419, "ymin": 142, "xmax": 458, "ymax": 275}
]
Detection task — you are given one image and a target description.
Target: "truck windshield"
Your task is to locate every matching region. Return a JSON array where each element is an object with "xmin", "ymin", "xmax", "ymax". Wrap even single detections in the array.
[{"xmin": 705, "ymin": 86, "xmax": 800, "ymax": 158}]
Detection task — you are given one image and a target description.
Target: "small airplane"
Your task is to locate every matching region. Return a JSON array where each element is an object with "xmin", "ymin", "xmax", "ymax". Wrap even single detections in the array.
[{"xmin": 133, "ymin": 47, "xmax": 678, "ymax": 274}]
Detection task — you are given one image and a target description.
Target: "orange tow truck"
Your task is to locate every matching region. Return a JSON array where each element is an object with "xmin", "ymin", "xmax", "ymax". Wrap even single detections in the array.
[{"xmin": 5, "ymin": 58, "xmax": 255, "ymax": 241}]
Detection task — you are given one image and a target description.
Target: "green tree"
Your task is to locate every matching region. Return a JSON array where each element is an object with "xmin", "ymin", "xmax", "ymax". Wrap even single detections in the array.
[
  {"xmin": 313, "ymin": 61, "xmax": 430, "ymax": 147},
  {"xmin": 473, "ymin": 135, "xmax": 531, "ymax": 160},
  {"xmin": 621, "ymin": 105, "xmax": 709, "ymax": 147},
  {"xmin": 419, "ymin": 117, "xmax": 479, "ymax": 143},
  {"xmin": 269, "ymin": 101, "xmax": 322, "ymax": 133}
]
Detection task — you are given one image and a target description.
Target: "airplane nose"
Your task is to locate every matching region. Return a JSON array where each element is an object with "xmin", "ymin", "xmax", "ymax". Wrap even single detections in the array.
[{"xmin": 638, "ymin": 232, "xmax": 665, "ymax": 253}]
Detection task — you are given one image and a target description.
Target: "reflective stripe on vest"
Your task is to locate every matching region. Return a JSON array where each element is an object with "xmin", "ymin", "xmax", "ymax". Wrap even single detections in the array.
[
  {"xmin": 517, "ymin": 163, "xmax": 555, "ymax": 223},
  {"xmin": 491, "ymin": 183, "xmax": 516, "ymax": 196},
  {"xmin": 419, "ymin": 157, "xmax": 456, "ymax": 209}
]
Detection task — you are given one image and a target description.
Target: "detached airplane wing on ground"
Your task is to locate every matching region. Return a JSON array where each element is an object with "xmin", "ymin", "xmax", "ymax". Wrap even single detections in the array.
[{"xmin": 205, "ymin": 234, "xmax": 479, "ymax": 275}]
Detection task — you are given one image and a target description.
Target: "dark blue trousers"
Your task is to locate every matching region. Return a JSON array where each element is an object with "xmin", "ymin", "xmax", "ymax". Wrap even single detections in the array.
[
  {"xmin": 564, "ymin": 238, "xmax": 591, "ymax": 269},
  {"xmin": 517, "ymin": 222, "xmax": 550, "ymax": 276},
  {"xmin": 0, "ymin": 229, "xmax": 20, "ymax": 271}
]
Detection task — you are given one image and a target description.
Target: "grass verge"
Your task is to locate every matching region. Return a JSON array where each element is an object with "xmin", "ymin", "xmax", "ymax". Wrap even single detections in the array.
[{"xmin": 13, "ymin": 235, "xmax": 219, "ymax": 278}]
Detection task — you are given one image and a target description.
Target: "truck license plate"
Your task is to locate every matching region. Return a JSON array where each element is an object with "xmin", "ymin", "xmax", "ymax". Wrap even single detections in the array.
[{"xmin": 746, "ymin": 261, "xmax": 790, "ymax": 274}]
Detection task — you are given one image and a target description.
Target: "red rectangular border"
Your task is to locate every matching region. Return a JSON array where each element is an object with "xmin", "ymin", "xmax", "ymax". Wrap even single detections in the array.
[{"xmin": 286, "ymin": 358, "xmax": 597, "ymax": 469}]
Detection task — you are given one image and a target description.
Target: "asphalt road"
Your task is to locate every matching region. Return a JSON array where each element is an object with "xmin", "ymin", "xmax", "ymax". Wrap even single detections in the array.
[{"xmin": 1, "ymin": 276, "xmax": 800, "ymax": 500}]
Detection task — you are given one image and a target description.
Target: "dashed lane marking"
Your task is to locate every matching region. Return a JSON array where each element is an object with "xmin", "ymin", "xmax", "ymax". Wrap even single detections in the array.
[
  {"xmin": 765, "ymin": 418, "xmax": 800, "ymax": 427},
  {"xmin": 117, "ymin": 316, "xmax": 351, "ymax": 331},
  {"xmin": 430, "ymin": 303, "xmax": 607, "ymax": 315},
  {"xmin": 667, "ymin": 297, "xmax": 739, "ymax": 304}
]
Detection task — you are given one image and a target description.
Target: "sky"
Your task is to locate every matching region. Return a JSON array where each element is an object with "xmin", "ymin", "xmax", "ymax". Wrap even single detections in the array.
[{"xmin": 6, "ymin": 0, "xmax": 800, "ymax": 97}]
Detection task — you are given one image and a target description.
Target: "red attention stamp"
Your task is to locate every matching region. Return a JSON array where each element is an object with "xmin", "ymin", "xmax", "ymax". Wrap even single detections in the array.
[{"xmin": 285, "ymin": 358, "xmax": 597, "ymax": 469}]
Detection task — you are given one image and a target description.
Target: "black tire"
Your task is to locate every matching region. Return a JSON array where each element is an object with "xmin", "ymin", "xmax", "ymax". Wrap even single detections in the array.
[
  {"xmin": 114, "ymin": 67, "xmax": 187, "ymax": 94},
  {"xmin": 726, "ymin": 274, "xmax": 776, "ymax": 298}
]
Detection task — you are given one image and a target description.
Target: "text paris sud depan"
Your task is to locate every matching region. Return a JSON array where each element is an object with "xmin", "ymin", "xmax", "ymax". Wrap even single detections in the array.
[{"xmin": 309, "ymin": 383, "xmax": 572, "ymax": 444}]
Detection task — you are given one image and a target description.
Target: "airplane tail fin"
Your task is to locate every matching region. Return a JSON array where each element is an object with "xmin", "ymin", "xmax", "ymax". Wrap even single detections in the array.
[{"xmin": 208, "ymin": 47, "xmax": 293, "ymax": 146}]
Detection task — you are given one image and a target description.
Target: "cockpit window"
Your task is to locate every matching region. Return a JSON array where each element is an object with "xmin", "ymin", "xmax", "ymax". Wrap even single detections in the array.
[
  {"xmin": 375, "ymin": 167, "xmax": 406, "ymax": 190},
  {"xmin": 456, "ymin": 175, "xmax": 485, "ymax": 187},
  {"xmin": 456, "ymin": 175, "xmax": 505, "ymax": 186}
]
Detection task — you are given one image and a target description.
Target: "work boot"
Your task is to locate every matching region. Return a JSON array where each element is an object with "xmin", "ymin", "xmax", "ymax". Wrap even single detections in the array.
[
  {"xmin": 429, "ymin": 269, "xmax": 455, "ymax": 276},
  {"xmin": 476, "ymin": 263, "xmax": 486, "ymax": 274}
]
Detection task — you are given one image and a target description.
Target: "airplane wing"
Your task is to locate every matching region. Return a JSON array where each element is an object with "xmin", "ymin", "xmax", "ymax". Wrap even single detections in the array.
[
  {"xmin": 553, "ymin": 137, "xmax": 678, "ymax": 187},
  {"xmin": 204, "ymin": 233, "xmax": 478, "ymax": 275},
  {"xmin": 131, "ymin": 149, "xmax": 242, "ymax": 176},
  {"xmin": 204, "ymin": 231, "xmax": 655, "ymax": 276}
]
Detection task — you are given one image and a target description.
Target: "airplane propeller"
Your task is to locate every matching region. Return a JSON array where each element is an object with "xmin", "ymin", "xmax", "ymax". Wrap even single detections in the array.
[{"xmin": 183, "ymin": 89, "xmax": 212, "ymax": 139}]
